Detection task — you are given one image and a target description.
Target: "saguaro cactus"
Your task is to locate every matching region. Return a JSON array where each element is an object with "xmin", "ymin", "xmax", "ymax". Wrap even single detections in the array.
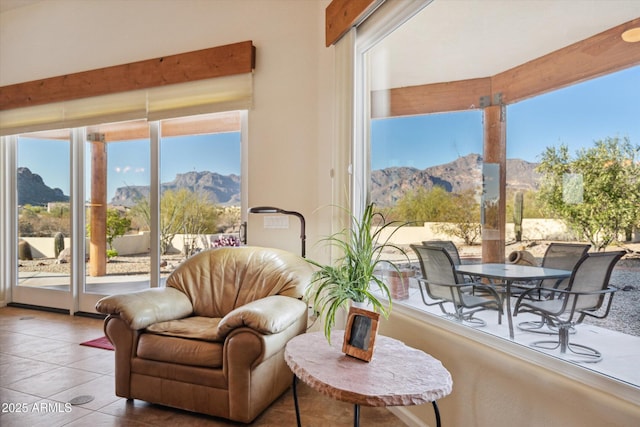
[
  {"xmin": 54, "ymin": 232, "xmax": 65, "ymax": 258},
  {"xmin": 514, "ymin": 191, "xmax": 524, "ymax": 242}
]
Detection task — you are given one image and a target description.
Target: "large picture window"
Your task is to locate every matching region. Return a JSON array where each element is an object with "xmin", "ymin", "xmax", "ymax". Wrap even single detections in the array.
[{"xmin": 356, "ymin": 0, "xmax": 640, "ymax": 389}]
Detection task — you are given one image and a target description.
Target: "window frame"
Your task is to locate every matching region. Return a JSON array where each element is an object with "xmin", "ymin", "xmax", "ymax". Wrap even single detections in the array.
[{"xmin": 347, "ymin": 0, "xmax": 640, "ymax": 405}]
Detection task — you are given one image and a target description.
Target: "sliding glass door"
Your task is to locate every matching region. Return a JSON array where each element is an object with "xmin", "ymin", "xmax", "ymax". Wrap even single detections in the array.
[
  {"xmin": 9, "ymin": 112, "xmax": 245, "ymax": 314},
  {"xmin": 13, "ymin": 130, "xmax": 72, "ymax": 310}
]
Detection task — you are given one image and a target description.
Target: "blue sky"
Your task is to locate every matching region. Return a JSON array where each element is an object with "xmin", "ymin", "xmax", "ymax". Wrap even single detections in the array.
[
  {"xmin": 105, "ymin": 132, "xmax": 241, "ymax": 198},
  {"xmin": 18, "ymin": 65, "xmax": 639, "ymax": 199},
  {"xmin": 18, "ymin": 132, "xmax": 240, "ymax": 200},
  {"xmin": 371, "ymin": 65, "xmax": 640, "ymax": 170}
]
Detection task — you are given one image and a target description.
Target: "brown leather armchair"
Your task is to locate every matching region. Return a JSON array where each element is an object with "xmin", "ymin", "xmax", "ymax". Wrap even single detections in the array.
[{"xmin": 95, "ymin": 246, "xmax": 313, "ymax": 423}]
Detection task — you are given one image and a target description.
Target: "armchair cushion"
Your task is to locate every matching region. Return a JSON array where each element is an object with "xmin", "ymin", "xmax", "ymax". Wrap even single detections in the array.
[
  {"xmin": 96, "ymin": 287, "xmax": 193, "ymax": 330},
  {"xmin": 145, "ymin": 295, "xmax": 306, "ymax": 342},
  {"xmin": 146, "ymin": 316, "xmax": 222, "ymax": 341},
  {"xmin": 137, "ymin": 332, "xmax": 224, "ymax": 368},
  {"xmin": 217, "ymin": 295, "xmax": 307, "ymax": 337}
]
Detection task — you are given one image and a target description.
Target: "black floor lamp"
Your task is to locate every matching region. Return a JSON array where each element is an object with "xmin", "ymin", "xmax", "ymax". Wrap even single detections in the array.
[{"xmin": 248, "ymin": 206, "xmax": 306, "ymax": 257}]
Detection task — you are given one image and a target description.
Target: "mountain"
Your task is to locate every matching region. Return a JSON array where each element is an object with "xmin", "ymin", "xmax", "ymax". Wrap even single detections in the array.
[
  {"xmin": 111, "ymin": 171, "xmax": 241, "ymax": 207},
  {"xmin": 371, "ymin": 153, "xmax": 540, "ymax": 207},
  {"xmin": 17, "ymin": 167, "xmax": 69, "ymax": 206},
  {"xmin": 18, "ymin": 155, "xmax": 539, "ymax": 209}
]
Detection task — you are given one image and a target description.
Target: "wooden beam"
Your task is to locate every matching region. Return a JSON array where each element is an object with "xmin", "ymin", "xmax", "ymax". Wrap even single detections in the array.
[
  {"xmin": 371, "ymin": 19, "xmax": 640, "ymax": 118},
  {"xmin": 83, "ymin": 112, "xmax": 242, "ymax": 142},
  {"xmin": 492, "ymin": 18, "xmax": 640, "ymax": 104},
  {"xmin": 24, "ymin": 112, "xmax": 241, "ymax": 142},
  {"xmin": 0, "ymin": 41, "xmax": 255, "ymax": 111},
  {"xmin": 371, "ymin": 78, "xmax": 491, "ymax": 118},
  {"xmin": 326, "ymin": 0, "xmax": 378, "ymax": 47},
  {"xmin": 161, "ymin": 111, "xmax": 241, "ymax": 138}
]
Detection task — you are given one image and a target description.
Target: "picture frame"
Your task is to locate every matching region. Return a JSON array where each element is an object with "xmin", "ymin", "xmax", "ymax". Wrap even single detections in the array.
[{"xmin": 342, "ymin": 306, "xmax": 380, "ymax": 362}]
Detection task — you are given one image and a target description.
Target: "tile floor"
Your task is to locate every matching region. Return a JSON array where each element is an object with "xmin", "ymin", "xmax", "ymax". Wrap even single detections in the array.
[{"xmin": 0, "ymin": 306, "xmax": 404, "ymax": 427}]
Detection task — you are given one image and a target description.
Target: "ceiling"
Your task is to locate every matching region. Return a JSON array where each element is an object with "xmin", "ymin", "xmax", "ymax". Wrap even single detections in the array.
[
  {"xmin": 2, "ymin": 0, "xmax": 638, "ymax": 92},
  {"xmin": 370, "ymin": 0, "xmax": 640, "ymax": 90}
]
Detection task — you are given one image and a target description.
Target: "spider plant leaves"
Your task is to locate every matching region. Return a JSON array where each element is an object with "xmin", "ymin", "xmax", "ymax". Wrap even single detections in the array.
[{"xmin": 305, "ymin": 203, "xmax": 409, "ymax": 343}]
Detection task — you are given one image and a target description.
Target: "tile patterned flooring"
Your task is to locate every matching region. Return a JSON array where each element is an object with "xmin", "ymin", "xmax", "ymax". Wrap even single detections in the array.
[{"xmin": 0, "ymin": 306, "xmax": 404, "ymax": 426}]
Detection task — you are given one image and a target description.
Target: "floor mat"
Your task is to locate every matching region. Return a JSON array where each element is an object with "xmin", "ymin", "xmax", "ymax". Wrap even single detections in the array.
[{"xmin": 80, "ymin": 336, "xmax": 114, "ymax": 351}]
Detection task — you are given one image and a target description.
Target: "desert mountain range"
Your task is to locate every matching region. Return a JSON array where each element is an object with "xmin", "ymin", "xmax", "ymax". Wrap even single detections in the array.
[{"xmin": 18, "ymin": 154, "xmax": 540, "ymax": 208}]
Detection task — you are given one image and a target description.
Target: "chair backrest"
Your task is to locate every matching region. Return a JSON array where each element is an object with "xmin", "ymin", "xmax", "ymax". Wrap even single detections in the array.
[
  {"xmin": 166, "ymin": 246, "xmax": 313, "ymax": 317},
  {"xmin": 422, "ymin": 240, "xmax": 461, "ymax": 265},
  {"xmin": 540, "ymin": 243, "xmax": 590, "ymax": 288},
  {"xmin": 564, "ymin": 251, "xmax": 624, "ymax": 312},
  {"xmin": 422, "ymin": 240, "xmax": 466, "ymax": 283},
  {"xmin": 411, "ymin": 244, "xmax": 460, "ymax": 302}
]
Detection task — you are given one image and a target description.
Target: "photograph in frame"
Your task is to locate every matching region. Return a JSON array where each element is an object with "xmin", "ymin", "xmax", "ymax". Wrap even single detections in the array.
[{"xmin": 342, "ymin": 306, "xmax": 380, "ymax": 362}]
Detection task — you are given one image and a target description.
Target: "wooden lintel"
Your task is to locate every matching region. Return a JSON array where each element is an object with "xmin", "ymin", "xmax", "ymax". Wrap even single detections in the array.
[
  {"xmin": 370, "ymin": 19, "xmax": 640, "ymax": 119},
  {"xmin": 326, "ymin": 0, "xmax": 378, "ymax": 47},
  {"xmin": 161, "ymin": 111, "xmax": 241, "ymax": 137},
  {"xmin": 0, "ymin": 41, "xmax": 255, "ymax": 111},
  {"xmin": 23, "ymin": 112, "xmax": 241, "ymax": 142},
  {"xmin": 371, "ymin": 78, "xmax": 491, "ymax": 118},
  {"xmin": 492, "ymin": 18, "xmax": 640, "ymax": 104}
]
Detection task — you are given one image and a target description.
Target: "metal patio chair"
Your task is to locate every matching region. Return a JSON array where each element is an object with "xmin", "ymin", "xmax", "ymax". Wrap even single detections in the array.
[
  {"xmin": 516, "ymin": 242, "xmax": 590, "ymax": 333},
  {"xmin": 513, "ymin": 251, "xmax": 624, "ymax": 363},
  {"xmin": 422, "ymin": 240, "xmax": 470, "ymax": 283},
  {"xmin": 411, "ymin": 244, "xmax": 502, "ymax": 327}
]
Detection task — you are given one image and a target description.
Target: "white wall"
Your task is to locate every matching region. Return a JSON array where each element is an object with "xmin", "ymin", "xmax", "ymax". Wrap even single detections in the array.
[
  {"xmin": 380, "ymin": 311, "xmax": 640, "ymax": 427},
  {"xmin": 0, "ymin": 0, "xmax": 334, "ymax": 261}
]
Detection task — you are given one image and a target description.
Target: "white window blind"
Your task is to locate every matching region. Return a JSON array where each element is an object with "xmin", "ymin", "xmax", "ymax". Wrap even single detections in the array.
[{"xmin": 0, "ymin": 73, "xmax": 252, "ymax": 136}]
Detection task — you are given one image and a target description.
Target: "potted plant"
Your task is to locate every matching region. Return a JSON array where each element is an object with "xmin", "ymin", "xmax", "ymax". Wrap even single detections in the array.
[{"xmin": 305, "ymin": 203, "xmax": 408, "ymax": 343}]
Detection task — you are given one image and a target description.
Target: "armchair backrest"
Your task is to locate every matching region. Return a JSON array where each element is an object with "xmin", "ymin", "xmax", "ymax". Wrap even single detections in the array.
[{"xmin": 166, "ymin": 246, "xmax": 313, "ymax": 317}]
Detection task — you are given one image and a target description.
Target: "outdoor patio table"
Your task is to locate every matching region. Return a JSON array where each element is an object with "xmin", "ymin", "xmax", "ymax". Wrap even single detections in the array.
[{"xmin": 454, "ymin": 263, "xmax": 572, "ymax": 339}]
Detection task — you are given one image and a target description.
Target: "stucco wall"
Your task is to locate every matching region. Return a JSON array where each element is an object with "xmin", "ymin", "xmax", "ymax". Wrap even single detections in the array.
[
  {"xmin": 380, "ymin": 311, "xmax": 640, "ymax": 427},
  {"xmin": 0, "ymin": 0, "xmax": 334, "ymax": 261}
]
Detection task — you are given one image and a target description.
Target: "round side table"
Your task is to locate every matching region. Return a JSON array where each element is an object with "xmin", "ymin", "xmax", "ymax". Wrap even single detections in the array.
[{"xmin": 285, "ymin": 330, "xmax": 452, "ymax": 427}]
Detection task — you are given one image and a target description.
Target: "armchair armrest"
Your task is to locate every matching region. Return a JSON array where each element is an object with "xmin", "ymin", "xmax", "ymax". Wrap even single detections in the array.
[
  {"xmin": 217, "ymin": 295, "xmax": 306, "ymax": 337},
  {"xmin": 96, "ymin": 287, "xmax": 193, "ymax": 330}
]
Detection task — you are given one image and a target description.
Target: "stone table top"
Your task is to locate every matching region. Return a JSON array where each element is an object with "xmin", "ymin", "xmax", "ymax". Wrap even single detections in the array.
[{"xmin": 284, "ymin": 330, "xmax": 452, "ymax": 407}]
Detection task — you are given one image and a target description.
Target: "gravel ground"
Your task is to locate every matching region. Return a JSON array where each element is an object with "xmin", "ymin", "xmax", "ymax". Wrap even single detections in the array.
[
  {"xmin": 18, "ymin": 253, "xmax": 184, "ymax": 277},
  {"xmin": 18, "ymin": 241, "xmax": 640, "ymax": 337}
]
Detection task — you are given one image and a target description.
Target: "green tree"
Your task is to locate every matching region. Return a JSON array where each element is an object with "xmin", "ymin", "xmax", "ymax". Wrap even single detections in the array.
[
  {"xmin": 392, "ymin": 186, "xmax": 453, "ymax": 223},
  {"xmin": 505, "ymin": 189, "xmax": 546, "ymax": 220},
  {"xmin": 391, "ymin": 186, "xmax": 482, "ymax": 245},
  {"xmin": 434, "ymin": 189, "xmax": 482, "ymax": 245},
  {"xmin": 536, "ymin": 136, "xmax": 640, "ymax": 250},
  {"xmin": 105, "ymin": 209, "xmax": 131, "ymax": 251},
  {"xmin": 130, "ymin": 189, "xmax": 219, "ymax": 254}
]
